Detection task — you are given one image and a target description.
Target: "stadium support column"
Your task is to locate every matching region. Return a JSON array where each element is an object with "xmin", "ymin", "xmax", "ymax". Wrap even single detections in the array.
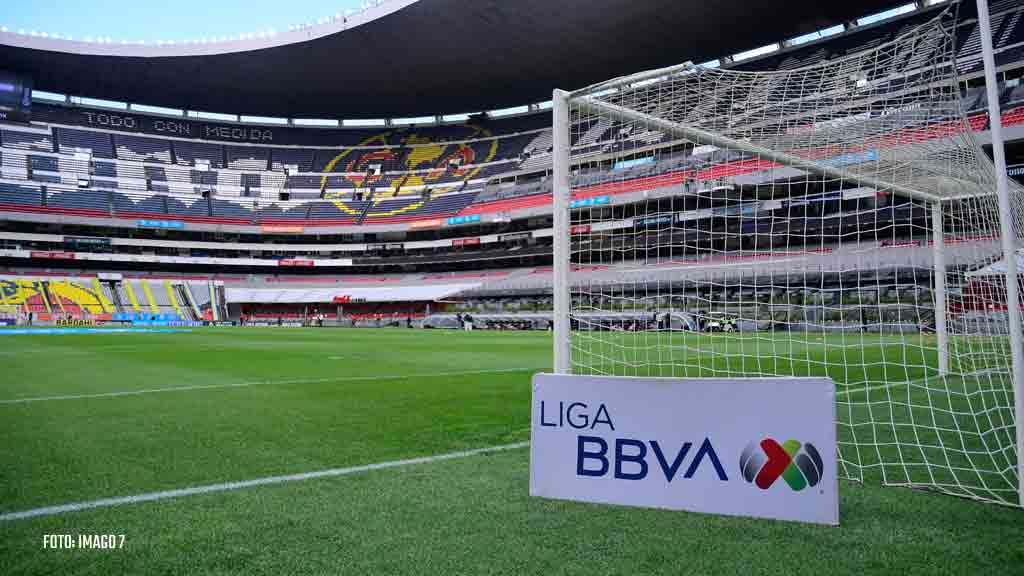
[
  {"xmin": 553, "ymin": 89, "xmax": 572, "ymax": 374},
  {"xmin": 932, "ymin": 201, "xmax": 948, "ymax": 374},
  {"xmin": 977, "ymin": 0, "xmax": 1024, "ymax": 505}
]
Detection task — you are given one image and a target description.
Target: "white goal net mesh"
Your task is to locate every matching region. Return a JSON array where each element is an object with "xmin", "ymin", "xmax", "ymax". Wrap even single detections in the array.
[{"xmin": 558, "ymin": 12, "xmax": 1021, "ymax": 505}]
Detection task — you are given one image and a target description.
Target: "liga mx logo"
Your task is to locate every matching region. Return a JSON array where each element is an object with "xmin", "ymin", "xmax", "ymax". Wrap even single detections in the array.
[{"xmin": 740, "ymin": 439, "xmax": 824, "ymax": 491}]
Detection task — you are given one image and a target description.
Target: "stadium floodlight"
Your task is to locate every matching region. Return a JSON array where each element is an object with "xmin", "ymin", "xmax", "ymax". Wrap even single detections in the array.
[{"xmin": 551, "ymin": 7, "xmax": 1023, "ymax": 507}]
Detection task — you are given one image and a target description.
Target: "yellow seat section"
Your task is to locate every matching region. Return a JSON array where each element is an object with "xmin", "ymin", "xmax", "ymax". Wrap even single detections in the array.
[
  {"xmin": 164, "ymin": 281, "xmax": 186, "ymax": 319},
  {"xmin": 0, "ymin": 279, "xmax": 43, "ymax": 306},
  {"xmin": 122, "ymin": 281, "xmax": 142, "ymax": 312},
  {"xmin": 47, "ymin": 280, "xmax": 106, "ymax": 314},
  {"xmin": 139, "ymin": 281, "xmax": 161, "ymax": 314},
  {"xmin": 403, "ymin": 135, "xmax": 445, "ymax": 169},
  {"xmin": 0, "ymin": 280, "xmax": 19, "ymax": 316},
  {"xmin": 365, "ymin": 200, "xmax": 425, "ymax": 217}
]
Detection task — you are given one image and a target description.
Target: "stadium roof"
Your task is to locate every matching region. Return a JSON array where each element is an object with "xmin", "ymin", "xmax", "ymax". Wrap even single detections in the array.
[{"xmin": 0, "ymin": 0, "xmax": 913, "ymax": 119}]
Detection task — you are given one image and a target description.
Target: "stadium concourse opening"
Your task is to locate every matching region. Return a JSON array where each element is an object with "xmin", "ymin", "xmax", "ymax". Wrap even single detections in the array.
[{"xmin": 2, "ymin": 0, "xmax": 1024, "ymax": 574}]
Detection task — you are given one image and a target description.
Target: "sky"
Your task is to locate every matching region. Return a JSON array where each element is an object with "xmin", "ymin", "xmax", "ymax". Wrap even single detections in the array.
[{"xmin": 2, "ymin": 0, "xmax": 375, "ymax": 43}]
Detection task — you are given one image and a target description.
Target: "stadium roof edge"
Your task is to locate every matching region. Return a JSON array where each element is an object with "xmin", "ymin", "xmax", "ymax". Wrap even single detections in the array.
[
  {"xmin": 0, "ymin": 0, "xmax": 417, "ymax": 58},
  {"xmin": 0, "ymin": 0, "xmax": 917, "ymax": 118}
]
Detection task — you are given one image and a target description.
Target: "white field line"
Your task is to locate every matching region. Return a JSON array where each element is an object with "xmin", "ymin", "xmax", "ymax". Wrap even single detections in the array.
[
  {"xmin": 0, "ymin": 344, "xmax": 159, "ymax": 356},
  {"xmin": 835, "ymin": 368, "xmax": 1004, "ymax": 398},
  {"xmin": 0, "ymin": 367, "xmax": 543, "ymax": 405},
  {"xmin": 0, "ymin": 442, "xmax": 531, "ymax": 522}
]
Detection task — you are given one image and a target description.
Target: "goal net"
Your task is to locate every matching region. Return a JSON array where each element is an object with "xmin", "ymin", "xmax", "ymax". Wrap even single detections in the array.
[{"xmin": 552, "ymin": 11, "xmax": 1022, "ymax": 505}]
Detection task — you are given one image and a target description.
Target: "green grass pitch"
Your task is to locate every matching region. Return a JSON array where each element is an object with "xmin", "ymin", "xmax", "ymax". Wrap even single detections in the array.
[{"xmin": 0, "ymin": 327, "xmax": 1021, "ymax": 575}]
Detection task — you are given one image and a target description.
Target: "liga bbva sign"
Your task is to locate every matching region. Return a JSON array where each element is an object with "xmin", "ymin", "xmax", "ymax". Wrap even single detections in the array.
[{"xmin": 529, "ymin": 374, "xmax": 838, "ymax": 525}]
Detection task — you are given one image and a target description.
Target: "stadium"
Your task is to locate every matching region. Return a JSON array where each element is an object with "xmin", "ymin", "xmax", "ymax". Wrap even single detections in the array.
[{"xmin": 1, "ymin": 0, "xmax": 1023, "ymax": 572}]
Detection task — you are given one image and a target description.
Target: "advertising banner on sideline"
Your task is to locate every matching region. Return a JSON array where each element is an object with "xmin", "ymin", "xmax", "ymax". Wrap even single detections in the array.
[{"xmin": 530, "ymin": 374, "xmax": 838, "ymax": 525}]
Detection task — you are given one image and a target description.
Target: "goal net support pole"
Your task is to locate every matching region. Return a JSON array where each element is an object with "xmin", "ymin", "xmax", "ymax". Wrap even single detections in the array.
[
  {"xmin": 932, "ymin": 200, "xmax": 949, "ymax": 375},
  {"xmin": 552, "ymin": 88, "xmax": 572, "ymax": 374},
  {"xmin": 976, "ymin": 0, "xmax": 1024, "ymax": 506}
]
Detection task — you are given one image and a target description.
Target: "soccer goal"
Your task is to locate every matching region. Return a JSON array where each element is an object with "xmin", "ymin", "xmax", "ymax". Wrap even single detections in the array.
[{"xmin": 550, "ymin": 4, "xmax": 1022, "ymax": 506}]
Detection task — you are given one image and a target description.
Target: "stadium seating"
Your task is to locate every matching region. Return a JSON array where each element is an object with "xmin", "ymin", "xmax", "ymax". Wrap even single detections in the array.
[
  {"xmin": 1, "ymin": 128, "xmax": 53, "ymax": 152},
  {"xmin": 0, "ymin": 277, "xmax": 109, "ymax": 319},
  {"xmin": 0, "ymin": 84, "xmax": 1018, "ymax": 227},
  {"xmin": 0, "ymin": 182, "xmax": 43, "ymax": 207},
  {"xmin": 55, "ymin": 128, "xmax": 115, "ymax": 158},
  {"xmin": 727, "ymin": 0, "xmax": 1024, "ymax": 80},
  {"xmin": 115, "ymin": 134, "xmax": 173, "ymax": 163},
  {"xmin": 226, "ymin": 146, "xmax": 270, "ymax": 171},
  {"xmin": 2, "ymin": 1, "xmax": 1022, "ymax": 233},
  {"xmin": 173, "ymin": 139, "xmax": 224, "ymax": 168},
  {"xmin": 270, "ymin": 148, "xmax": 316, "ymax": 172}
]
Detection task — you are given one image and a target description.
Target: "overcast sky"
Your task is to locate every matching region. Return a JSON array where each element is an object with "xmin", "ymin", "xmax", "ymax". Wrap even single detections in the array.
[{"xmin": 3, "ymin": 0, "xmax": 377, "ymax": 43}]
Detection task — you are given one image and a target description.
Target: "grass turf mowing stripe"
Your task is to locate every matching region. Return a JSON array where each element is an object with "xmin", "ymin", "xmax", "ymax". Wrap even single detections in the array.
[
  {"xmin": 0, "ymin": 442, "xmax": 530, "ymax": 522},
  {"xmin": 0, "ymin": 367, "xmax": 546, "ymax": 405},
  {"xmin": 0, "ymin": 328, "xmax": 194, "ymax": 335}
]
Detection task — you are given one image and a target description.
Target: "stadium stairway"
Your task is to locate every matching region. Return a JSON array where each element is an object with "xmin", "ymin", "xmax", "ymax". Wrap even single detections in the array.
[
  {"xmin": 355, "ymin": 190, "xmax": 378, "ymax": 225},
  {"xmin": 162, "ymin": 280, "xmax": 187, "ymax": 319},
  {"xmin": 49, "ymin": 283, "xmax": 66, "ymax": 315},
  {"xmin": 39, "ymin": 282, "xmax": 55, "ymax": 315},
  {"xmin": 92, "ymin": 278, "xmax": 116, "ymax": 313},
  {"xmin": 174, "ymin": 283, "xmax": 202, "ymax": 320},
  {"xmin": 121, "ymin": 280, "xmax": 143, "ymax": 312},
  {"xmin": 138, "ymin": 280, "xmax": 161, "ymax": 314}
]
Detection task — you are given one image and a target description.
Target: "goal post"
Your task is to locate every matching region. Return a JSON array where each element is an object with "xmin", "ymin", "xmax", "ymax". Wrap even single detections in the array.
[
  {"xmin": 553, "ymin": 88, "xmax": 572, "ymax": 375},
  {"xmin": 931, "ymin": 200, "xmax": 949, "ymax": 375},
  {"xmin": 550, "ymin": 10, "xmax": 1023, "ymax": 506},
  {"xmin": 977, "ymin": 0, "xmax": 1024, "ymax": 507}
]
